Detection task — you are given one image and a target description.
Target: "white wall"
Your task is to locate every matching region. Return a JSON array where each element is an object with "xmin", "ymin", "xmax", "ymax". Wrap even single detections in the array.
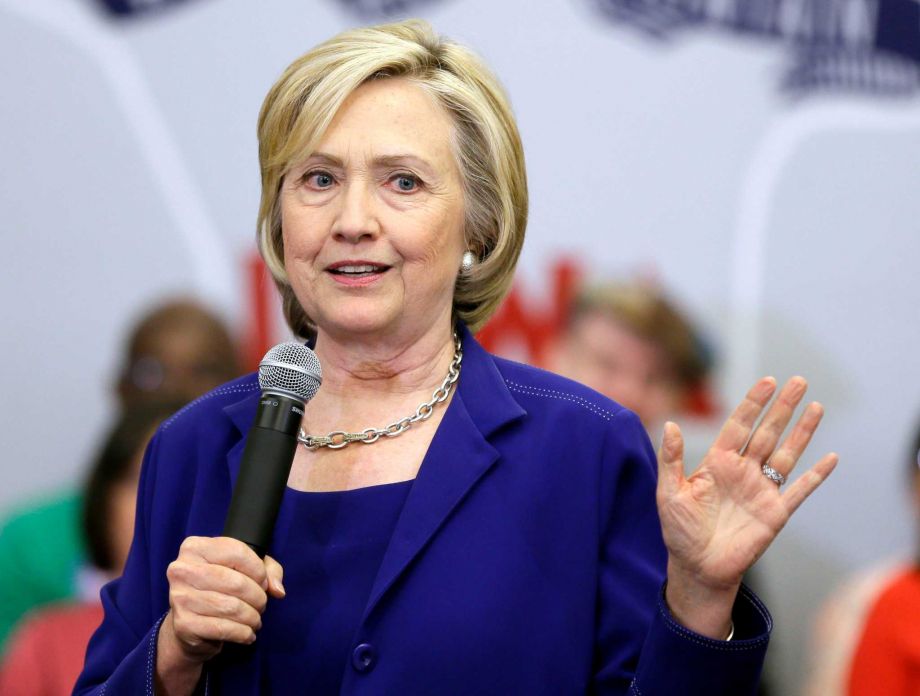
[{"xmin": 2, "ymin": 1, "xmax": 918, "ymax": 692}]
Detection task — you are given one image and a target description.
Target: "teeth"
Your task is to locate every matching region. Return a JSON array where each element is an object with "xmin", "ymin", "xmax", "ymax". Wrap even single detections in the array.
[{"xmin": 335, "ymin": 264, "xmax": 381, "ymax": 274}]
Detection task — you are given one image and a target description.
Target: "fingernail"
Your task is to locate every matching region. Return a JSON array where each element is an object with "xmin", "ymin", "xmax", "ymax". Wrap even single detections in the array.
[{"xmin": 275, "ymin": 578, "xmax": 286, "ymax": 596}]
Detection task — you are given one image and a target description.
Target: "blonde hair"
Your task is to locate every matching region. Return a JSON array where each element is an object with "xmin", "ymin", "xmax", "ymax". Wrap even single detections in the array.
[
  {"xmin": 569, "ymin": 283, "xmax": 711, "ymax": 390},
  {"xmin": 257, "ymin": 19, "xmax": 528, "ymax": 338}
]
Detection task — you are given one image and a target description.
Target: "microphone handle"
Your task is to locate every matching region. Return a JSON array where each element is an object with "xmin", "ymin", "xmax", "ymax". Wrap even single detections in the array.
[{"xmin": 223, "ymin": 393, "xmax": 304, "ymax": 558}]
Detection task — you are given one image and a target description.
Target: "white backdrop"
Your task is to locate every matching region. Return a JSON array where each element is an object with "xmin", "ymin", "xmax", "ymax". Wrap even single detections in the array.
[{"xmin": 2, "ymin": 0, "xmax": 919, "ymax": 691}]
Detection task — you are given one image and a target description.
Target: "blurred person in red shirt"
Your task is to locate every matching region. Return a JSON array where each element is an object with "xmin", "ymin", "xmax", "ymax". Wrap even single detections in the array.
[{"xmin": 805, "ymin": 417, "xmax": 920, "ymax": 696}]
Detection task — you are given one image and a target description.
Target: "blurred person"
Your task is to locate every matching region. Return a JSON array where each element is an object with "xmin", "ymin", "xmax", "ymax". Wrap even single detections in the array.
[
  {"xmin": 116, "ymin": 299, "xmax": 241, "ymax": 408},
  {"xmin": 0, "ymin": 298, "xmax": 240, "ymax": 653},
  {"xmin": 551, "ymin": 281, "xmax": 712, "ymax": 431},
  {"xmin": 76, "ymin": 21, "xmax": 836, "ymax": 695},
  {"xmin": 551, "ymin": 281, "xmax": 781, "ymax": 696},
  {"xmin": 0, "ymin": 400, "xmax": 183, "ymax": 695},
  {"xmin": 803, "ymin": 418, "xmax": 920, "ymax": 696}
]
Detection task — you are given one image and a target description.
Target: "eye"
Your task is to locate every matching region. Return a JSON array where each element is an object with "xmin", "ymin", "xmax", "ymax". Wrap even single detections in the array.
[
  {"xmin": 304, "ymin": 171, "xmax": 335, "ymax": 189},
  {"xmin": 391, "ymin": 174, "xmax": 420, "ymax": 192}
]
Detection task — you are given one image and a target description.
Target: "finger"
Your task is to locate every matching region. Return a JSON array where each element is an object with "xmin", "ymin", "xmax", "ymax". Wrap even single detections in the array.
[
  {"xmin": 743, "ymin": 376, "xmax": 807, "ymax": 463},
  {"xmin": 764, "ymin": 402, "xmax": 824, "ymax": 477},
  {"xmin": 657, "ymin": 421, "xmax": 685, "ymax": 498},
  {"xmin": 781, "ymin": 452, "xmax": 839, "ymax": 515},
  {"xmin": 176, "ymin": 614, "xmax": 257, "ymax": 646},
  {"xmin": 176, "ymin": 590, "xmax": 264, "ymax": 631},
  {"xmin": 168, "ymin": 560, "xmax": 268, "ymax": 613},
  {"xmin": 161, "ymin": 610, "xmax": 224, "ymax": 662},
  {"xmin": 182, "ymin": 536, "xmax": 268, "ymax": 588},
  {"xmin": 712, "ymin": 378, "xmax": 777, "ymax": 452},
  {"xmin": 264, "ymin": 555, "xmax": 286, "ymax": 598}
]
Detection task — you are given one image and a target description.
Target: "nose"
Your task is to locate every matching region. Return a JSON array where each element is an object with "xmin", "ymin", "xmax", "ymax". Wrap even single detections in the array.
[{"xmin": 332, "ymin": 181, "xmax": 379, "ymax": 244}]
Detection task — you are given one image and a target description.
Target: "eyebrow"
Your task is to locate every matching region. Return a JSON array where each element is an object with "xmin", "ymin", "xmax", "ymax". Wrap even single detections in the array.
[{"xmin": 306, "ymin": 151, "xmax": 438, "ymax": 175}]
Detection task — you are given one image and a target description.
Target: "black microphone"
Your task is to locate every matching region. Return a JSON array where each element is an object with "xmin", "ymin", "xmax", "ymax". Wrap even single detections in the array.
[{"xmin": 223, "ymin": 342, "xmax": 322, "ymax": 557}]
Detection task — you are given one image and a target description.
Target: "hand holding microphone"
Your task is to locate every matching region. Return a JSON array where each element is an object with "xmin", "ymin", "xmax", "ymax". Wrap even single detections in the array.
[{"xmin": 156, "ymin": 344, "xmax": 321, "ymax": 690}]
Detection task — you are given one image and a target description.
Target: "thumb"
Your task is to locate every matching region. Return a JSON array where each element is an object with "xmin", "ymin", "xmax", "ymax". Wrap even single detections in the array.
[
  {"xmin": 657, "ymin": 421, "xmax": 685, "ymax": 496},
  {"xmin": 263, "ymin": 555, "xmax": 285, "ymax": 598}
]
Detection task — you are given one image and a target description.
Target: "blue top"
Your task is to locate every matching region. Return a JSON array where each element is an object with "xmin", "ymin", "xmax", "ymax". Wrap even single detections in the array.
[
  {"xmin": 261, "ymin": 481, "xmax": 413, "ymax": 693},
  {"xmin": 75, "ymin": 325, "xmax": 771, "ymax": 695}
]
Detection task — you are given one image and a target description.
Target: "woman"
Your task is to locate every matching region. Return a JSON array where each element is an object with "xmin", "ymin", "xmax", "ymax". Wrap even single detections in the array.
[{"xmin": 76, "ymin": 20, "xmax": 837, "ymax": 695}]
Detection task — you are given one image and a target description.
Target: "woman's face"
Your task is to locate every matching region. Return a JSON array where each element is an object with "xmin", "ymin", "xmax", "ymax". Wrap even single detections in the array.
[{"xmin": 280, "ymin": 78, "xmax": 466, "ymax": 342}]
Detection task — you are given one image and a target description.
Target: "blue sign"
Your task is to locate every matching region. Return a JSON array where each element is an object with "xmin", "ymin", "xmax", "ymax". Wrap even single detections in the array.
[
  {"xmin": 335, "ymin": 0, "xmax": 445, "ymax": 17},
  {"xmin": 96, "ymin": 0, "xmax": 199, "ymax": 17},
  {"xmin": 100, "ymin": 0, "xmax": 439, "ymax": 19},
  {"xmin": 592, "ymin": 0, "xmax": 920, "ymax": 95}
]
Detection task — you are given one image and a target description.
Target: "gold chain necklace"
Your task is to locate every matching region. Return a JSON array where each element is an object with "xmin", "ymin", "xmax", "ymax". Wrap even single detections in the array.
[{"xmin": 297, "ymin": 332, "xmax": 462, "ymax": 450}]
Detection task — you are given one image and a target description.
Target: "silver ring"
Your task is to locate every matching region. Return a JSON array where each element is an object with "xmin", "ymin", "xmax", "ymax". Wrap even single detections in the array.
[{"xmin": 762, "ymin": 464, "xmax": 786, "ymax": 486}]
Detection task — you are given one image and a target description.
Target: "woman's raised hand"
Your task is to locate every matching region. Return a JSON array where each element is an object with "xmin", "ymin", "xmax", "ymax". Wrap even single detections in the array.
[
  {"xmin": 156, "ymin": 536, "xmax": 285, "ymax": 694},
  {"xmin": 656, "ymin": 376, "xmax": 838, "ymax": 638}
]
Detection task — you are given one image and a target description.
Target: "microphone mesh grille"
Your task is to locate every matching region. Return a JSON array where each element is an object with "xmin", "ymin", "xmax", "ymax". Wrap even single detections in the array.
[{"xmin": 258, "ymin": 342, "xmax": 322, "ymax": 402}]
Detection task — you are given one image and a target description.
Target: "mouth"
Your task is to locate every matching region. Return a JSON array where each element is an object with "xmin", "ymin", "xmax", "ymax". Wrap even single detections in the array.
[{"xmin": 326, "ymin": 261, "xmax": 391, "ymax": 281}]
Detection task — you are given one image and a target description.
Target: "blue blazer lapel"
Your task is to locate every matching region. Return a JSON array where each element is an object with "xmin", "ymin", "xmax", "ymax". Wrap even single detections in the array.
[
  {"xmin": 222, "ymin": 386, "xmax": 260, "ymax": 489},
  {"xmin": 363, "ymin": 326, "xmax": 526, "ymax": 618},
  {"xmin": 364, "ymin": 388, "xmax": 498, "ymax": 616}
]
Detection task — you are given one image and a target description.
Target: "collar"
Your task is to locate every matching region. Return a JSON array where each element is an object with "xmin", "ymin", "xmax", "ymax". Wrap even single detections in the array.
[{"xmin": 221, "ymin": 323, "xmax": 527, "ymax": 439}]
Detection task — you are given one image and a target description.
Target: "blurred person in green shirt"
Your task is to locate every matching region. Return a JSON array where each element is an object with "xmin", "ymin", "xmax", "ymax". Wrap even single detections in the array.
[{"xmin": 0, "ymin": 298, "xmax": 240, "ymax": 653}]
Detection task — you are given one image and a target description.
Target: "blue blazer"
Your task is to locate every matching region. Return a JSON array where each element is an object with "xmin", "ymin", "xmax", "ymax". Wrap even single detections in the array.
[{"xmin": 75, "ymin": 326, "xmax": 770, "ymax": 695}]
